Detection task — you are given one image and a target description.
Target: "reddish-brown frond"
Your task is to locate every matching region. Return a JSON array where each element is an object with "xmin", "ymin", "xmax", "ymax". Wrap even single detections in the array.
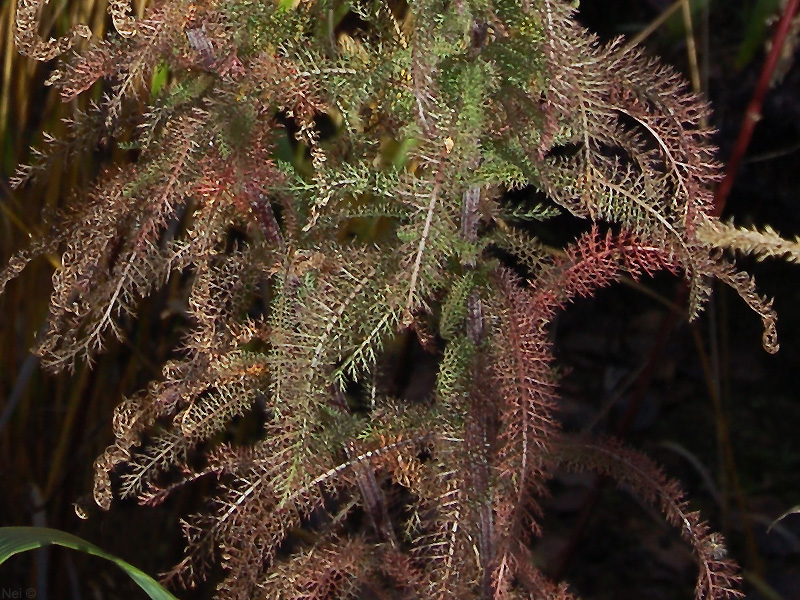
[
  {"xmin": 0, "ymin": 236, "xmax": 56, "ymax": 298},
  {"xmin": 33, "ymin": 107, "xmax": 207, "ymax": 368},
  {"xmin": 555, "ymin": 435, "xmax": 743, "ymax": 600},
  {"xmin": 9, "ymin": 104, "xmax": 107, "ymax": 188},
  {"xmin": 246, "ymin": 52, "xmax": 329, "ymax": 124},
  {"xmin": 164, "ymin": 436, "xmax": 328, "ymax": 594},
  {"xmin": 93, "ymin": 381, "xmax": 180, "ymax": 510},
  {"xmin": 533, "ymin": 226, "xmax": 681, "ymax": 322},
  {"xmin": 260, "ymin": 539, "xmax": 425, "ymax": 600},
  {"xmin": 260, "ymin": 538, "xmax": 371, "ymax": 600},
  {"xmin": 533, "ymin": 4, "xmax": 720, "ymax": 247},
  {"xmin": 51, "ymin": 40, "xmax": 113, "ymax": 101},
  {"xmin": 102, "ymin": 4, "xmax": 195, "ymax": 127},
  {"xmin": 487, "ymin": 268, "xmax": 558, "ymax": 555},
  {"xmin": 108, "ymin": 0, "xmax": 139, "ymax": 38}
]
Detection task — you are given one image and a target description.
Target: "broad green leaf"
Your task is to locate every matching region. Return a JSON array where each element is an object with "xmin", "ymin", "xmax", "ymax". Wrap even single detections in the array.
[{"xmin": 0, "ymin": 527, "xmax": 178, "ymax": 600}]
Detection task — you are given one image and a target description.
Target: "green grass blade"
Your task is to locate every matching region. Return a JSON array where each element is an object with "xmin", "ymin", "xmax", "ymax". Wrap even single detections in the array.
[{"xmin": 0, "ymin": 527, "xmax": 179, "ymax": 600}]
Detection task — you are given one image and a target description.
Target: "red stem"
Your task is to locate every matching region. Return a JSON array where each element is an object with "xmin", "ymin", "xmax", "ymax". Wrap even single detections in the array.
[{"xmin": 713, "ymin": 0, "xmax": 800, "ymax": 216}]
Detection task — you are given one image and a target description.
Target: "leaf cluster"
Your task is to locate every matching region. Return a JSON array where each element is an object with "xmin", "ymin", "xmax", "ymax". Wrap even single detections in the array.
[{"xmin": 4, "ymin": 0, "xmax": 794, "ymax": 598}]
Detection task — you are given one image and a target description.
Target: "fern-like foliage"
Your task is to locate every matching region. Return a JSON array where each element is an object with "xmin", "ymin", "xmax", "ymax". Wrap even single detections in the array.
[{"xmin": 5, "ymin": 0, "xmax": 792, "ymax": 598}]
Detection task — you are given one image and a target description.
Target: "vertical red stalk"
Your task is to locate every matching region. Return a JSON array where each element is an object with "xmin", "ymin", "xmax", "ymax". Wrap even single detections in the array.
[{"xmin": 713, "ymin": 0, "xmax": 800, "ymax": 216}]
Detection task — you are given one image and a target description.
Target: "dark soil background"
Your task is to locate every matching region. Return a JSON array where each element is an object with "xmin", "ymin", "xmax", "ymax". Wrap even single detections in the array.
[{"xmin": 1, "ymin": 1, "xmax": 799, "ymax": 599}]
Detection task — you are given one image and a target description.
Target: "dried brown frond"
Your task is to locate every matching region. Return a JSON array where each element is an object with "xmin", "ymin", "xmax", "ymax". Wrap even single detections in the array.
[
  {"xmin": 50, "ymin": 40, "xmax": 113, "ymax": 101},
  {"xmin": 108, "ymin": 0, "xmax": 138, "ymax": 38},
  {"xmin": 14, "ymin": 0, "xmax": 91, "ymax": 61}
]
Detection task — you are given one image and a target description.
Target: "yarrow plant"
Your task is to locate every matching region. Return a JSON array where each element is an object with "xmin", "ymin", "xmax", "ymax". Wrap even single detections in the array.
[{"xmin": 5, "ymin": 0, "xmax": 798, "ymax": 597}]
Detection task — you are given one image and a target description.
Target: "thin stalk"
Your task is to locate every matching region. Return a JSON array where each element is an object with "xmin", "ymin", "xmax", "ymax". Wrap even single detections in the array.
[{"xmin": 714, "ymin": 0, "xmax": 800, "ymax": 216}]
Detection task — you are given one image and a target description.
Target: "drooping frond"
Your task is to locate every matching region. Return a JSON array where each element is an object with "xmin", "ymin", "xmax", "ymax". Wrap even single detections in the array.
[
  {"xmin": 554, "ymin": 435, "xmax": 743, "ymax": 600},
  {"xmin": 532, "ymin": 226, "xmax": 681, "ymax": 322},
  {"xmin": 33, "ymin": 106, "xmax": 208, "ymax": 368}
]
